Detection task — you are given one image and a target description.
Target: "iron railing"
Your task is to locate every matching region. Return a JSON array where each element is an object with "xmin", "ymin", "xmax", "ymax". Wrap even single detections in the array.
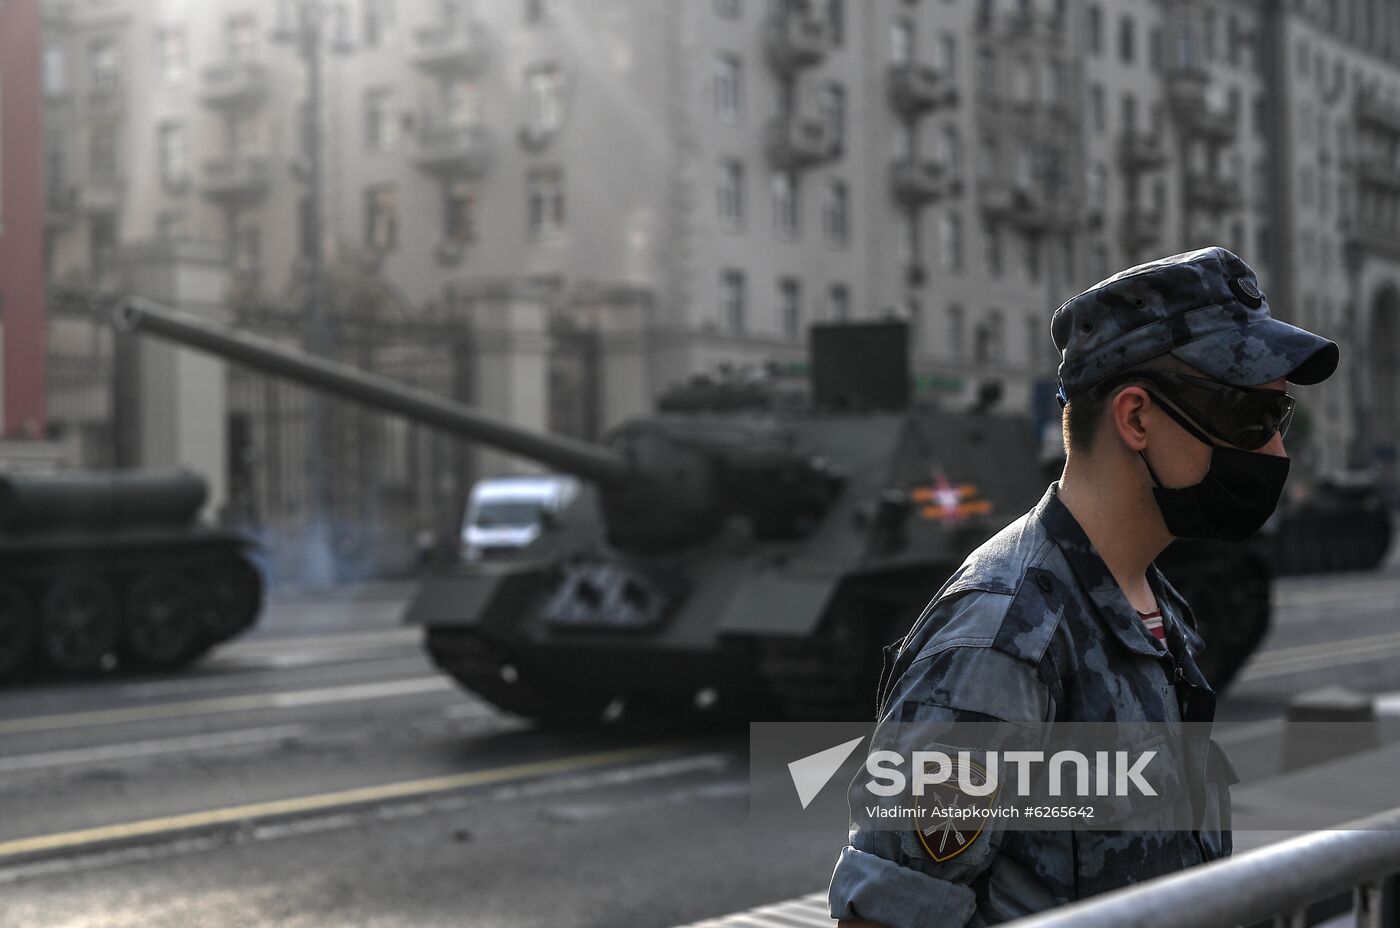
[{"xmin": 1006, "ymin": 807, "xmax": 1400, "ymax": 928}]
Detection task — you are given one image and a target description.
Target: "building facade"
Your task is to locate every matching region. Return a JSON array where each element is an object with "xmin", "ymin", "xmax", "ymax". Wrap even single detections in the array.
[
  {"xmin": 1, "ymin": 0, "xmax": 50, "ymax": 439},
  {"xmin": 37, "ymin": 0, "xmax": 1400, "ymax": 576}
]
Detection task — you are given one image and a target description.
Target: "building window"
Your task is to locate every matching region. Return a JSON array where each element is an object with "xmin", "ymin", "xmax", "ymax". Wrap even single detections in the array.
[
  {"xmin": 365, "ymin": 185, "xmax": 399, "ymax": 252},
  {"xmin": 1089, "ymin": 83, "xmax": 1105, "ymax": 131},
  {"xmin": 91, "ymin": 215, "xmax": 118, "ymax": 278},
  {"xmin": 828, "ymin": 0, "xmax": 844, "ymax": 46},
  {"xmin": 947, "ymin": 303, "xmax": 965, "ymax": 359},
  {"xmin": 43, "ymin": 45, "xmax": 67, "ymax": 97},
  {"xmin": 984, "ymin": 225, "xmax": 1003, "ymax": 277},
  {"xmin": 780, "ymin": 277, "xmax": 802, "ymax": 340},
  {"xmin": 714, "ymin": 54, "xmax": 743, "ymax": 123},
  {"xmin": 156, "ymin": 210, "xmax": 186, "ymax": 242},
  {"xmin": 714, "ymin": 0, "xmax": 741, "ymax": 19},
  {"xmin": 1149, "ymin": 27, "xmax": 1163, "ymax": 71},
  {"xmin": 90, "ymin": 123, "xmax": 118, "ymax": 178},
  {"xmin": 525, "ymin": 64, "xmax": 565, "ymax": 135},
  {"xmin": 362, "ymin": 0, "xmax": 396, "ymax": 48},
  {"xmin": 828, "ymin": 283, "xmax": 850, "ymax": 321},
  {"xmin": 1026, "ymin": 315, "xmax": 1042, "ymax": 365},
  {"xmin": 721, "ymin": 269, "xmax": 746, "ymax": 332},
  {"xmin": 820, "ymin": 82, "xmax": 845, "ymax": 154},
  {"xmin": 445, "ymin": 179, "xmax": 475, "ymax": 244},
  {"xmin": 1087, "ymin": 161, "xmax": 1107, "ymax": 203},
  {"xmin": 226, "ymin": 12, "xmax": 258, "ymax": 62},
  {"xmin": 234, "ymin": 224, "xmax": 260, "ymax": 269},
  {"xmin": 977, "ymin": 46, "xmax": 996, "ymax": 99},
  {"xmin": 524, "ymin": 0, "xmax": 553, "ymax": 25},
  {"xmin": 441, "ymin": 76, "xmax": 480, "ymax": 125},
  {"xmin": 1121, "ymin": 93, "xmax": 1137, "ymax": 132},
  {"xmin": 527, "ymin": 167, "xmax": 565, "ymax": 238},
  {"xmin": 1087, "ymin": 4, "xmax": 1102, "ymax": 55},
  {"xmin": 824, "ymin": 179, "xmax": 849, "ymax": 246},
  {"xmin": 1042, "ymin": 60, "xmax": 1062, "ymax": 106},
  {"xmin": 1119, "ymin": 14, "xmax": 1135, "ymax": 64},
  {"xmin": 155, "ymin": 25, "xmax": 186, "ymax": 84},
  {"xmin": 1013, "ymin": 60, "xmax": 1035, "ymax": 104},
  {"xmin": 772, "ymin": 171, "xmax": 798, "ymax": 240},
  {"xmin": 718, "ymin": 158, "xmax": 744, "ymax": 228},
  {"xmin": 939, "ymin": 211, "xmax": 963, "ymax": 272},
  {"xmin": 893, "ymin": 122, "xmax": 913, "ymax": 160},
  {"xmin": 936, "ymin": 32, "xmax": 957, "ymax": 79},
  {"xmin": 974, "ymin": 309, "xmax": 1005, "ymax": 363},
  {"xmin": 891, "ymin": 17, "xmax": 914, "ymax": 64},
  {"xmin": 157, "ymin": 122, "xmax": 186, "ymax": 187},
  {"xmin": 89, "ymin": 38, "xmax": 120, "ymax": 90},
  {"xmin": 897, "ymin": 212, "xmax": 919, "ymax": 264},
  {"xmin": 1024, "ymin": 234, "xmax": 1041, "ymax": 282},
  {"xmin": 364, "ymin": 88, "xmax": 397, "ymax": 151},
  {"xmin": 1203, "ymin": 9, "xmax": 1216, "ymax": 62}
]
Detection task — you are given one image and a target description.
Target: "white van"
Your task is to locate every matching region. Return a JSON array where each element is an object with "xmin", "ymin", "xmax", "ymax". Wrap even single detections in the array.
[{"xmin": 459, "ymin": 474, "xmax": 580, "ymax": 561}]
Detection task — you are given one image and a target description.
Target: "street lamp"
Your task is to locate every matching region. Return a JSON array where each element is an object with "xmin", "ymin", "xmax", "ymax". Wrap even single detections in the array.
[{"xmin": 272, "ymin": 0, "xmax": 353, "ymax": 589}]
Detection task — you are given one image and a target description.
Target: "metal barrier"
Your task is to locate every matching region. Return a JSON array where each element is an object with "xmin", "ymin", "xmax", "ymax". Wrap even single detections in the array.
[{"xmin": 1006, "ymin": 807, "xmax": 1400, "ymax": 928}]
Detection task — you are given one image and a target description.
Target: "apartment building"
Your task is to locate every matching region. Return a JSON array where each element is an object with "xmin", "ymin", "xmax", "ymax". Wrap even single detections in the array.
[{"xmin": 35, "ymin": 0, "xmax": 1400, "ymax": 574}]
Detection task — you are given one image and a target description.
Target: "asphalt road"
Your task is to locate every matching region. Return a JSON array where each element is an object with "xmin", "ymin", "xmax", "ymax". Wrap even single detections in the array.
[{"xmin": 1, "ymin": 569, "xmax": 1398, "ymax": 927}]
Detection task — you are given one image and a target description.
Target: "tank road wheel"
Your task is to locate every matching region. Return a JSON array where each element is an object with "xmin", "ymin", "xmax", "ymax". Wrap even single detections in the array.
[
  {"xmin": 0, "ymin": 584, "xmax": 35, "ymax": 679},
  {"xmin": 39, "ymin": 575, "xmax": 119, "ymax": 674},
  {"xmin": 197, "ymin": 558, "xmax": 264, "ymax": 644},
  {"xmin": 122, "ymin": 570, "xmax": 202, "ymax": 669}
]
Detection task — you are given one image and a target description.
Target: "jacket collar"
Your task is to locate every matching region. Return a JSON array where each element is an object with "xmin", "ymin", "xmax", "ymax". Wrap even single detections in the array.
[{"xmin": 1034, "ymin": 482, "xmax": 1199, "ymax": 663}]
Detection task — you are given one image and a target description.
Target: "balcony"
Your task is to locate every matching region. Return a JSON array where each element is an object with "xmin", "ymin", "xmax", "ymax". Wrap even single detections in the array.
[
  {"xmin": 1170, "ymin": 68, "xmax": 1215, "ymax": 117},
  {"xmin": 1184, "ymin": 171, "xmax": 1243, "ymax": 212},
  {"xmin": 1121, "ymin": 209, "xmax": 1164, "ymax": 251},
  {"xmin": 888, "ymin": 64, "xmax": 956, "ymax": 116},
  {"xmin": 978, "ymin": 179, "xmax": 1076, "ymax": 230},
  {"xmin": 45, "ymin": 185, "xmax": 78, "ymax": 228},
  {"xmin": 1117, "ymin": 132, "xmax": 1167, "ymax": 172},
  {"xmin": 410, "ymin": 22, "xmax": 486, "ymax": 74},
  {"xmin": 891, "ymin": 159, "xmax": 954, "ymax": 207},
  {"xmin": 87, "ymin": 83, "xmax": 124, "ymax": 118},
  {"xmin": 765, "ymin": 115, "xmax": 833, "ymax": 171},
  {"xmin": 412, "ymin": 122, "xmax": 489, "ymax": 176},
  {"xmin": 1357, "ymin": 90, "xmax": 1400, "ymax": 135},
  {"xmin": 199, "ymin": 61, "xmax": 269, "ymax": 110},
  {"xmin": 763, "ymin": 8, "xmax": 828, "ymax": 73},
  {"xmin": 200, "ymin": 155, "xmax": 271, "ymax": 204},
  {"xmin": 986, "ymin": 7, "xmax": 1063, "ymax": 40},
  {"xmin": 1357, "ymin": 155, "xmax": 1400, "ymax": 193},
  {"xmin": 79, "ymin": 174, "xmax": 125, "ymax": 214}
]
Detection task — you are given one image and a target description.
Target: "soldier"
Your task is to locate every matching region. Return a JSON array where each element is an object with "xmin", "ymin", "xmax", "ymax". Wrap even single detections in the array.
[{"xmin": 827, "ymin": 246, "xmax": 1339, "ymax": 927}]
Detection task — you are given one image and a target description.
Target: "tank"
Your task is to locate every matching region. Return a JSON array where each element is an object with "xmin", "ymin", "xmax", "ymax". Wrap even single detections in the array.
[
  {"xmin": 115, "ymin": 297, "xmax": 1270, "ymax": 722},
  {"xmin": 0, "ymin": 469, "xmax": 264, "ymax": 679}
]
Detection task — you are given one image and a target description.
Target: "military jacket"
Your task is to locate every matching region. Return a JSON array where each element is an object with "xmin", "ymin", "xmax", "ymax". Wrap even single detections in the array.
[{"xmin": 828, "ymin": 482, "xmax": 1238, "ymax": 927}]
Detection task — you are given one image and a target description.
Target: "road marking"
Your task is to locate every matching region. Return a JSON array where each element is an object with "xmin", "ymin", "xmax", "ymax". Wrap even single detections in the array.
[
  {"xmin": 0, "ymin": 725, "xmax": 307, "ymax": 774},
  {"xmin": 1211, "ymin": 718, "xmax": 1285, "ymax": 746},
  {"xmin": 672, "ymin": 891, "xmax": 833, "ymax": 928},
  {"xmin": 217, "ymin": 627, "xmax": 419, "ymax": 658},
  {"xmin": 0, "ymin": 676, "xmax": 454, "ymax": 737},
  {"xmin": 0, "ymin": 743, "xmax": 687, "ymax": 863},
  {"xmin": 1241, "ymin": 630, "xmax": 1400, "ymax": 681}
]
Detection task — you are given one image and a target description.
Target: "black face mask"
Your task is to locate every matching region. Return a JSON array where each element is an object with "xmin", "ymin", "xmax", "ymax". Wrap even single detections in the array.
[{"xmin": 1138, "ymin": 392, "xmax": 1290, "ymax": 543}]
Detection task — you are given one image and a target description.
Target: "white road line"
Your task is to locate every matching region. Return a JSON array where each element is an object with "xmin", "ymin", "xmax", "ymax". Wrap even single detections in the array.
[
  {"xmin": 1211, "ymin": 718, "xmax": 1285, "ymax": 746},
  {"xmin": 673, "ymin": 892, "xmax": 833, "ymax": 928},
  {"xmin": 217, "ymin": 627, "xmax": 419, "ymax": 658},
  {"xmin": 0, "ymin": 676, "xmax": 455, "ymax": 737},
  {"xmin": 0, "ymin": 725, "xmax": 307, "ymax": 773},
  {"xmin": 1240, "ymin": 631, "xmax": 1400, "ymax": 681}
]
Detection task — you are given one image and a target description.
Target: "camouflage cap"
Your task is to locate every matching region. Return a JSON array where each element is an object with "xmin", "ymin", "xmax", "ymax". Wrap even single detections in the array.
[{"xmin": 1052, "ymin": 246, "xmax": 1339, "ymax": 405}]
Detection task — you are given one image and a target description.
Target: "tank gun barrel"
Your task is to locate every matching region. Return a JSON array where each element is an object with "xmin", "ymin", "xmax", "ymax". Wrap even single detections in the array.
[{"xmin": 114, "ymin": 297, "xmax": 633, "ymax": 488}]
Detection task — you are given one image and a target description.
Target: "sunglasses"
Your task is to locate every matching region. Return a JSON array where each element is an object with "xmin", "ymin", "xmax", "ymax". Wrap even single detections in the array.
[{"xmin": 1089, "ymin": 370, "xmax": 1295, "ymax": 450}]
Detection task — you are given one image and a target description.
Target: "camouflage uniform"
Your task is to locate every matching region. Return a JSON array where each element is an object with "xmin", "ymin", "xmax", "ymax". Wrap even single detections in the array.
[{"xmin": 828, "ymin": 246, "xmax": 1338, "ymax": 927}]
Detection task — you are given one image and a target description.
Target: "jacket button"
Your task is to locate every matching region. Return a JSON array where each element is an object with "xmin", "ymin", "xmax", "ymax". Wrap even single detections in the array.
[{"xmin": 1036, "ymin": 574, "xmax": 1054, "ymax": 592}]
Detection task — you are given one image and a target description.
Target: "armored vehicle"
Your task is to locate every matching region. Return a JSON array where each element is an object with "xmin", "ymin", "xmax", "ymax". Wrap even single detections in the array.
[
  {"xmin": 0, "ymin": 469, "xmax": 264, "ymax": 679},
  {"xmin": 116, "ymin": 298, "xmax": 1270, "ymax": 722}
]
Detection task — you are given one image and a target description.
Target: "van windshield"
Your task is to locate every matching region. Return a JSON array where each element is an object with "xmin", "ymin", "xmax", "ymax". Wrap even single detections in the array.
[{"xmin": 472, "ymin": 500, "xmax": 545, "ymax": 529}]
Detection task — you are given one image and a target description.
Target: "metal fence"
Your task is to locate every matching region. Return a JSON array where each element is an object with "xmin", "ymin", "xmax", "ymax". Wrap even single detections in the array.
[{"xmin": 1007, "ymin": 807, "xmax": 1400, "ymax": 928}]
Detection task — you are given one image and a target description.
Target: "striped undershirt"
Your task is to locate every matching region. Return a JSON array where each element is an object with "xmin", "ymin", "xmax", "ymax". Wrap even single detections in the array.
[{"xmin": 1136, "ymin": 608, "xmax": 1166, "ymax": 640}]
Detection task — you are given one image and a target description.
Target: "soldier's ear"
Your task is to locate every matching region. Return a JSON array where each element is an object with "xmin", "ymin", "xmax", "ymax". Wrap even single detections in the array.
[{"xmin": 1108, "ymin": 386, "xmax": 1151, "ymax": 452}]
